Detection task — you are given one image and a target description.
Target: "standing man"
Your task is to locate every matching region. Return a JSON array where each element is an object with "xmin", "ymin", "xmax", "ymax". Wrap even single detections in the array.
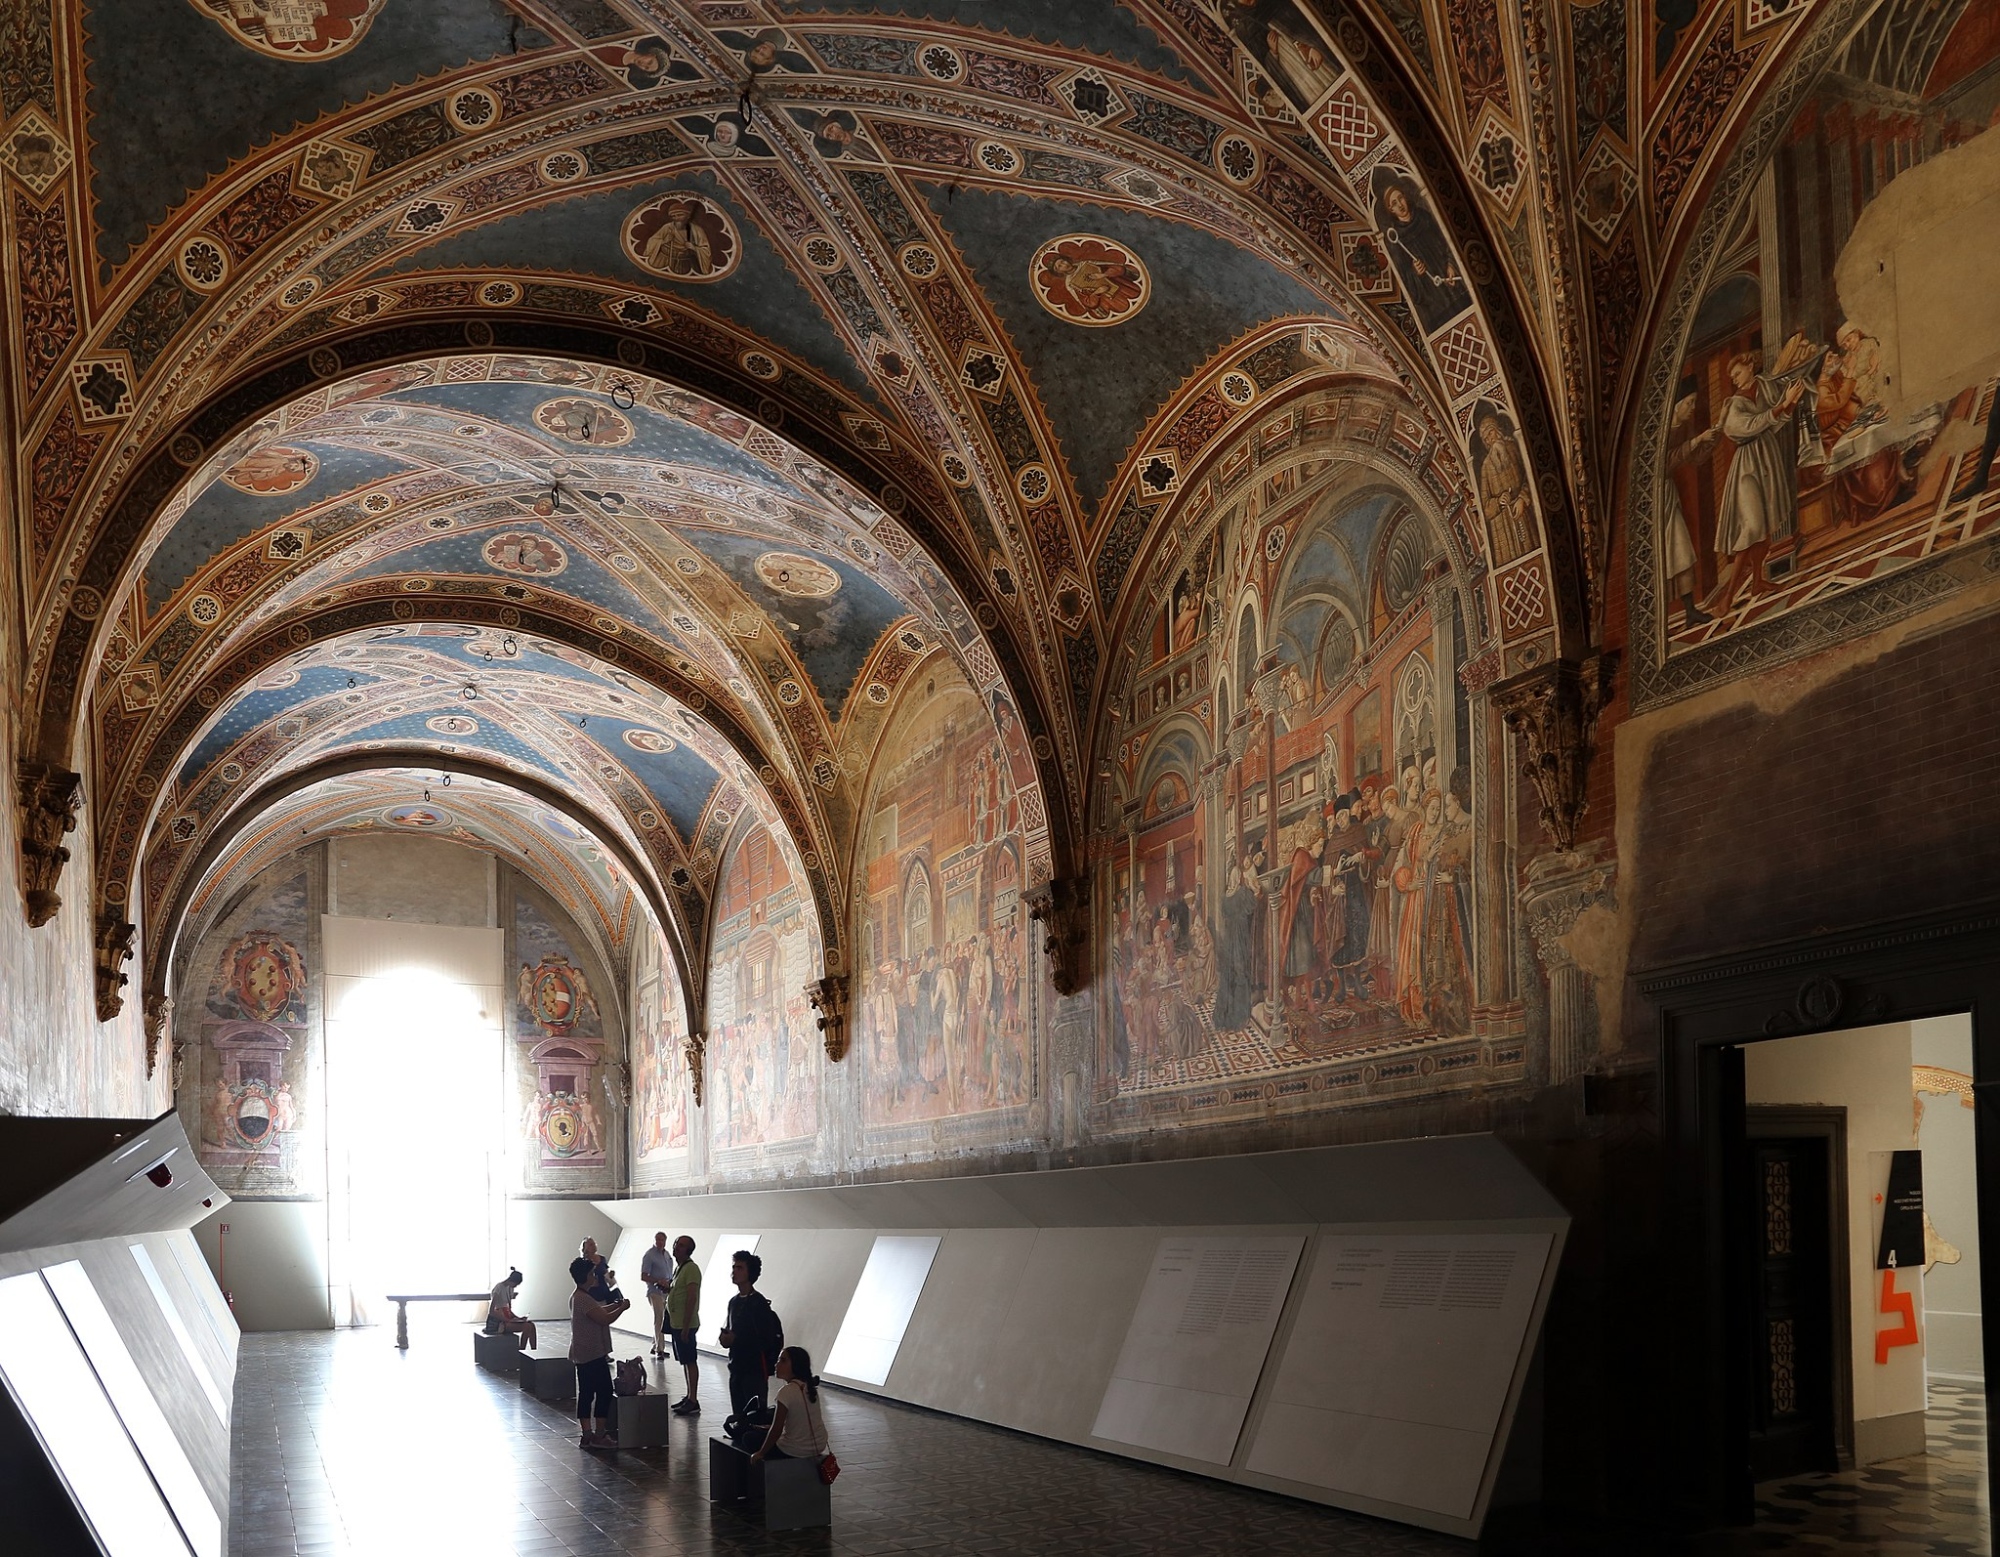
[
  {"xmin": 639, "ymin": 1232, "xmax": 674, "ymax": 1361},
  {"xmin": 716, "ymin": 1249, "xmax": 782, "ymax": 1428},
  {"xmin": 667, "ymin": 1236, "xmax": 703, "ymax": 1415}
]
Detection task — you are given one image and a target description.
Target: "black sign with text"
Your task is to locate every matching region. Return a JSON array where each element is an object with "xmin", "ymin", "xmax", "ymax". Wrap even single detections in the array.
[{"xmin": 1875, "ymin": 1149, "xmax": 1925, "ymax": 1271}]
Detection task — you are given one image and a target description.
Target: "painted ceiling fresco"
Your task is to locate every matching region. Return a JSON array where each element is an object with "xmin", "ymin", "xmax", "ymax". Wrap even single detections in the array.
[{"xmin": 0, "ymin": 0, "xmax": 1919, "ymax": 1031}]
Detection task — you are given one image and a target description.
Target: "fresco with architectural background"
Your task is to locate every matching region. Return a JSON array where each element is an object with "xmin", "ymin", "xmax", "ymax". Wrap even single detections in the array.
[
  {"xmin": 512, "ymin": 890, "xmax": 614, "ymax": 1182},
  {"xmin": 854, "ymin": 661, "xmax": 1034, "ymax": 1147},
  {"xmin": 630, "ymin": 926, "xmax": 691, "ymax": 1188},
  {"xmin": 1649, "ymin": 7, "xmax": 2000, "ymax": 661},
  {"xmin": 705, "ymin": 820, "xmax": 821, "ymax": 1163}
]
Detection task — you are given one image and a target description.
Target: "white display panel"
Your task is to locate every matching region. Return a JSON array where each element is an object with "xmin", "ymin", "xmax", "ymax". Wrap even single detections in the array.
[
  {"xmin": 165, "ymin": 1233, "xmax": 237, "ymax": 1359},
  {"xmin": 1244, "ymin": 1232, "xmax": 1553, "ymax": 1520},
  {"xmin": 131, "ymin": 1243, "xmax": 229, "ymax": 1424},
  {"xmin": 1091, "ymin": 1235, "xmax": 1304, "ymax": 1465},
  {"xmin": 825, "ymin": 1235, "xmax": 941, "ymax": 1386},
  {"xmin": 44, "ymin": 1262, "xmax": 222, "ymax": 1557},
  {"xmin": 0, "ymin": 1272, "xmax": 193, "ymax": 1556},
  {"xmin": 697, "ymin": 1234, "xmax": 761, "ymax": 1351}
]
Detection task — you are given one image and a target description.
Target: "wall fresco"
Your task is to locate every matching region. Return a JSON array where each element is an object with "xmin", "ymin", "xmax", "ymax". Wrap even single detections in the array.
[
  {"xmin": 854, "ymin": 664, "xmax": 1033, "ymax": 1136},
  {"xmin": 512, "ymin": 891, "xmax": 610, "ymax": 1175},
  {"xmin": 631, "ymin": 926, "xmax": 691, "ymax": 1184},
  {"xmin": 1102, "ymin": 469, "xmax": 1483, "ymax": 1113},
  {"xmin": 705, "ymin": 820, "xmax": 821, "ymax": 1158},
  {"xmin": 189, "ymin": 862, "xmax": 317, "ymax": 1195},
  {"xmin": 1655, "ymin": 16, "xmax": 2000, "ymax": 652}
]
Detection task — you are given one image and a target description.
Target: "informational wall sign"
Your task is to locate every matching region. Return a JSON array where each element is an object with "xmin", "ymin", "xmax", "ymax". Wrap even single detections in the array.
[
  {"xmin": 1091, "ymin": 1235, "xmax": 1305, "ymax": 1465},
  {"xmin": 1875, "ymin": 1149, "xmax": 1925, "ymax": 1271},
  {"xmin": 1245, "ymin": 1232, "xmax": 1553, "ymax": 1520},
  {"xmin": 826, "ymin": 1235, "xmax": 941, "ymax": 1386}
]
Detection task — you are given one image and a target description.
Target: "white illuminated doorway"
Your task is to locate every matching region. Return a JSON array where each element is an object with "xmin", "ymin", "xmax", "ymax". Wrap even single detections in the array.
[{"xmin": 322, "ymin": 917, "xmax": 507, "ymax": 1328}]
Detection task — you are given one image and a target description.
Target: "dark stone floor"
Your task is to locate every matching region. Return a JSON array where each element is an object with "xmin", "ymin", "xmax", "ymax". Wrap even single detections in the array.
[{"xmin": 224, "ymin": 1326, "xmax": 1988, "ymax": 1556}]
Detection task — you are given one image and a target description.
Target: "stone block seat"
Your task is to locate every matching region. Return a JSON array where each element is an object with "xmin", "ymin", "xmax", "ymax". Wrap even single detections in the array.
[
  {"xmin": 517, "ymin": 1350, "xmax": 576, "ymax": 1403},
  {"xmin": 709, "ymin": 1435, "xmax": 831, "ymax": 1530},
  {"xmin": 611, "ymin": 1390, "xmax": 673, "ymax": 1448},
  {"xmin": 473, "ymin": 1330, "xmax": 521, "ymax": 1374}
]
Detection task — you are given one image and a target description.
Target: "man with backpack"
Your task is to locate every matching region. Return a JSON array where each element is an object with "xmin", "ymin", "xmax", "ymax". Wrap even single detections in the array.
[{"xmin": 716, "ymin": 1248, "xmax": 782, "ymax": 1433}]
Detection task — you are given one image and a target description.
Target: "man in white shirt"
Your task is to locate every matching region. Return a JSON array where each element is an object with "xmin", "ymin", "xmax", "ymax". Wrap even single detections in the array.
[{"xmin": 639, "ymin": 1232, "xmax": 675, "ymax": 1360}]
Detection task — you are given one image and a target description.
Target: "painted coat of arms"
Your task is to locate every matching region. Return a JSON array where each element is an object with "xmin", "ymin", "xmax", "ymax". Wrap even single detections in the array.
[
  {"xmin": 214, "ymin": 932, "xmax": 308, "ymax": 1024},
  {"xmin": 518, "ymin": 954, "xmax": 597, "ymax": 1036},
  {"xmin": 188, "ymin": 0, "xmax": 386, "ymax": 60}
]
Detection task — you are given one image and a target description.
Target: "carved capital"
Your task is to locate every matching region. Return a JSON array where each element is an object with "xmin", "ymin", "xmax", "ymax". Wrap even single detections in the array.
[
  {"xmin": 170, "ymin": 1039, "xmax": 190, "ymax": 1097},
  {"xmin": 806, "ymin": 975, "xmax": 851, "ymax": 1061},
  {"xmin": 143, "ymin": 992, "xmax": 174, "ymax": 1079},
  {"xmin": 1025, "ymin": 875, "xmax": 1091, "ymax": 997},
  {"xmin": 684, "ymin": 1029, "xmax": 707, "ymax": 1109},
  {"xmin": 1519, "ymin": 847, "xmax": 1618, "ymax": 972},
  {"xmin": 1764, "ymin": 975, "xmax": 1888, "ymax": 1038},
  {"xmin": 1490, "ymin": 652, "xmax": 1617, "ymax": 853},
  {"xmin": 95, "ymin": 912, "xmax": 135, "ymax": 1022},
  {"xmin": 17, "ymin": 761, "xmax": 81, "ymax": 928}
]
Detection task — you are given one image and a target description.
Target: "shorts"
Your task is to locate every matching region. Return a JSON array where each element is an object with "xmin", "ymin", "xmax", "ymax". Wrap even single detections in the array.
[{"xmin": 671, "ymin": 1327, "xmax": 698, "ymax": 1365}]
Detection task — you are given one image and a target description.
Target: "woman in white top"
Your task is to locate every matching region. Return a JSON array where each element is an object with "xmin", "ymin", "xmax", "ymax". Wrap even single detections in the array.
[{"xmin": 750, "ymin": 1345, "xmax": 830, "ymax": 1464}]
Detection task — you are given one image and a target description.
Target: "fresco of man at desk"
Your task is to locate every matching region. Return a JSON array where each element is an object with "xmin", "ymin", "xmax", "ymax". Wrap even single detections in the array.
[{"xmin": 1657, "ymin": 21, "xmax": 2000, "ymax": 646}]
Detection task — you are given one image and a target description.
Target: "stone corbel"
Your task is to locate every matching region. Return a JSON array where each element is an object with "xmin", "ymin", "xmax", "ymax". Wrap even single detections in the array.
[
  {"xmin": 143, "ymin": 992, "xmax": 174, "ymax": 1079},
  {"xmin": 18, "ymin": 760, "xmax": 81, "ymax": 927},
  {"xmin": 1026, "ymin": 875, "xmax": 1091, "ymax": 997},
  {"xmin": 95, "ymin": 911, "xmax": 135, "ymax": 1022},
  {"xmin": 684, "ymin": 1029, "xmax": 707, "ymax": 1109},
  {"xmin": 807, "ymin": 974, "xmax": 851, "ymax": 1061},
  {"xmin": 1489, "ymin": 652, "xmax": 1618, "ymax": 853}
]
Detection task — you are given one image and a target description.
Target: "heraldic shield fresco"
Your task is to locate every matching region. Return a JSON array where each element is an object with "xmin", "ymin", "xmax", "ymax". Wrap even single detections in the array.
[
  {"xmin": 705, "ymin": 820, "xmax": 821, "ymax": 1163},
  {"xmin": 1098, "ymin": 401, "xmax": 1506, "ymax": 1125},
  {"xmin": 1644, "ymin": 10, "xmax": 2000, "ymax": 686},
  {"xmin": 193, "ymin": 864, "xmax": 314, "ymax": 1196},
  {"xmin": 513, "ymin": 894, "xmax": 610, "ymax": 1176},
  {"xmin": 854, "ymin": 659, "xmax": 1035, "ymax": 1144}
]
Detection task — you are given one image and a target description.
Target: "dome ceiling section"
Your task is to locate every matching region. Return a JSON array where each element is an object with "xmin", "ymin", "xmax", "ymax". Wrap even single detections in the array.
[{"xmin": 176, "ymin": 767, "xmax": 647, "ymax": 1005}]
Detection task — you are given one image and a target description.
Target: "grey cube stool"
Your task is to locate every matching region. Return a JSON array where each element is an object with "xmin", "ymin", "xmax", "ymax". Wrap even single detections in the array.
[
  {"xmin": 517, "ymin": 1352, "xmax": 575, "ymax": 1403},
  {"xmin": 709, "ymin": 1436, "xmax": 831, "ymax": 1531},
  {"xmin": 611, "ymin": 1391, "xmax": 673, "ymax": 1449},
  {"xmin": 473, "ymin": 1331, "xmax": 521, "ymax": 1374}
]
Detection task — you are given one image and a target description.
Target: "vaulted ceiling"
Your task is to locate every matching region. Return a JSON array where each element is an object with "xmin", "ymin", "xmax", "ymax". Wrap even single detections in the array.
[{"xmin": 0, "ymin": 0, "xmax": 1886, "ymax": 1023}]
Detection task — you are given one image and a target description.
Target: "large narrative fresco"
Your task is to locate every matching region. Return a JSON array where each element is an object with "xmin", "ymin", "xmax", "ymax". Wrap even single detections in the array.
[
  {"xmin": 1654, "ymin": 13, "xmax": 2000, "ymax": 653},
  {"xmin": 705, "ymin": 820, "xmax": 821, "ymax": 1159},
  {"xmin": 1103, "ymin": 456, "xmax": 1490, "ymax": 1116},
  {"xmin": 854, "ymin": 663, "xmax": 1033, "ymax": 1140},
  {"xmin": 631, "ymin": 927, "xmax": 691, "ymax": 1186}
]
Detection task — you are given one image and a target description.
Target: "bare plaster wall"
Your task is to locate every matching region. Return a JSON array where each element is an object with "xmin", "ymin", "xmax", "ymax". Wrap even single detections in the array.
[{"xmin": 327, "ymin": 833, "xmax": 494, "ymax": 926}]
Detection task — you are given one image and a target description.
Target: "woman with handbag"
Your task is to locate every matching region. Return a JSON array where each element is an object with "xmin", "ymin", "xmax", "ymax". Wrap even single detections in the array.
[{"xmin": 749, "ymin": 1346, "xmax": 839, "ymax": 1484}]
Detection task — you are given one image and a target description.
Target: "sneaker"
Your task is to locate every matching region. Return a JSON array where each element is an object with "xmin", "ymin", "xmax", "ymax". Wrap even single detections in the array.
[{"xmin": 671, "ymin": 1397, "xmax": 699, "ymax": 1414}]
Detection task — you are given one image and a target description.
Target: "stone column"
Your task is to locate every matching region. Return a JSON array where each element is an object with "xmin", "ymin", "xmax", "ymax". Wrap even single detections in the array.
[{"xmin": 1519, "ymin": 846, "xmax": 1616, "ymax": 1084}]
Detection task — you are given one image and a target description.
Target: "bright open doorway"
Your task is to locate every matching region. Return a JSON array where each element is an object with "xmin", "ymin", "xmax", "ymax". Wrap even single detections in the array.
[{"xmin": 321, "ymin": 918, "xmax": 507, "ymax": 1328}]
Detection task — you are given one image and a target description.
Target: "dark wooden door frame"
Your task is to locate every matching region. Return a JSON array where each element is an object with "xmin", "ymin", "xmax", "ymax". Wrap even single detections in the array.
[
  {"xmin": 1637, "ymin": 901, "xmax": 2000, "ymax": 1529},
  {"xmin": 1745, "ymin": 1106, "xmax": 1853, "ymax": 1471}
]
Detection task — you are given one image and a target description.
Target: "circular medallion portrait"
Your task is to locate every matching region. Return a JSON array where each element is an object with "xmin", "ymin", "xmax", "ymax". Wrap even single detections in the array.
[
  {"xmin": 483, "ymin": 531, "xmax": 569, "ymax": 578},
  {"xmin": 425, "ymin": 714, "xmax": 479, "ymax": 736},
  {"xmin": 754, "ymin": 550, "xmax": 841, "ymax": 598},
  {"xmin": 1028, "ymin": 234, "xmax": 1150, "ymax": 326},
  {"xmin": 224, "ymin": 444, "xmax": 319, "ymax": 495},
  {"xmin": 623, "ymin": 193, "xmax": 739, "ymax": 283},
  {"xmin": 532, "ymin": 397, "xmax": 633, "ymax": 447},
  {"xmin": 623, "ymin": 728, "xmax": 677, "ymax": 754}
]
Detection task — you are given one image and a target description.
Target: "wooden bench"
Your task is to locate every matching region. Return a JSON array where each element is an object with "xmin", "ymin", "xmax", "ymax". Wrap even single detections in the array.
[
  {"xmin": 709, "ymin": 1435, "xmax": 831, "ymax": 1530},
  {"xmin": 383, "ymin": 1292, "xmax": 489, "ymax": 1350}
]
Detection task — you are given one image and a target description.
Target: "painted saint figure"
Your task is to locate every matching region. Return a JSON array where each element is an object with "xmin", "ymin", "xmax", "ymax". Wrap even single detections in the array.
[
  {"xmin": 1372, "ymin": 173, "xmax": 1470, "ymax": 333},
  {"xmin": 1703, "ymin": 351, "xmax": 1807, "ymax": 611}
]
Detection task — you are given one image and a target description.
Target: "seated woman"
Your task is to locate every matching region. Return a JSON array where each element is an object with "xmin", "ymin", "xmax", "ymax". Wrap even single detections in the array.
[
  {"xmin": 485, "ymin": 1269, "xmax": 537, "ymax": 1350},
  {"xmin": 750, "ymin": 1346, "xmax": 831, "ymax": 1466}
]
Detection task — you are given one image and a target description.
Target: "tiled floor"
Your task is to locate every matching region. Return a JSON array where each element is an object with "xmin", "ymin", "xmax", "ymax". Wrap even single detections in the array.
[{"xmin": 225, "ymin": 1326, "xmax": 1990, "ymax": 1557}]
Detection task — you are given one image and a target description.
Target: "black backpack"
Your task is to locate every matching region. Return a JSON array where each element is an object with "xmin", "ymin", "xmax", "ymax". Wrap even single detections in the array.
[{"xmin": 734, "ymin": 1291, "xmax": 784, "ymax": 1366}]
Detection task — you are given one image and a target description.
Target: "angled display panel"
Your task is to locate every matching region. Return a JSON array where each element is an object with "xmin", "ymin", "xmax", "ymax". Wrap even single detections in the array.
[
  {"xmin": 0, "ymin": 1271, "xmax": 192, "ymax": 1557},
  {"xmin": 1090, "ymin": 1235, "xmax": 1304, "ymax": 1464},
  {"xmin": 698, "ymin": 1233, "xmax": 761, "ymax": 1352},
  {"xmin": 131, "ymin": 1244, "xmax": 229, "ymax": 1424},
  {"xmin": 43, "ymin": 1262, "xmax": 222, "ymax": 1557},
  {"xmin": 1245, "ymin": 1231, "xmax": 1555, "ymax": 1522},
  {"xmin": 825, "ymin": 1235, "xmax": 941, "ymax": 1387}
]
